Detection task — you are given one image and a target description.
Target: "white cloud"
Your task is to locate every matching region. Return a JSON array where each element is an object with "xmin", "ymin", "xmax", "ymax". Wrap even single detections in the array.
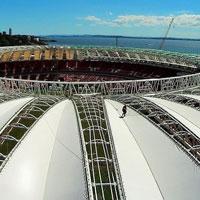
[
  {"xmin": 83, "ymin": 14, "xmax": 200, "ymax": 27},
  {"xmin": 175, "ymin": 14, "xmax": 200, "ymax": 26},
  {"xmin": 84, "ymin": 16, "xmax": 116, "ymax": 26}
]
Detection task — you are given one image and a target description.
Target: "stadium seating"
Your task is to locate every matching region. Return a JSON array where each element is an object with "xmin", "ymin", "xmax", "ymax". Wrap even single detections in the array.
[{"xmin": 0, "ymin": 46, "xmax": 197, "ymax": 82}]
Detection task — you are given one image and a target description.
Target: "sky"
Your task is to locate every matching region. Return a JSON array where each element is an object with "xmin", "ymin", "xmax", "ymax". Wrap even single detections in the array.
[{"xmin": 0, "ymin": 0, "xmax": 200, "ymax": 38}]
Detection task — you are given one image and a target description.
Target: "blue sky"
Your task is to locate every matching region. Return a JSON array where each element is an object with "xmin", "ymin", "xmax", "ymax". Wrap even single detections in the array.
[{"xmin": 0, "ymin": 0, "xmax": 200, "ymax": 38}]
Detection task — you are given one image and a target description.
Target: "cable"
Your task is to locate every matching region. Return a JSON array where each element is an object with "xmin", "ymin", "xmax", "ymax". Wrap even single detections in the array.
[{"xmin": 44, "ymin": 117, "xmax": 83, "ymax": 162}]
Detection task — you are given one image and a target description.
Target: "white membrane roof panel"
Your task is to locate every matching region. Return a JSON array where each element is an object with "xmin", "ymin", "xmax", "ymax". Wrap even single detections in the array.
[
  {"xmin": 106, "ymin": 99, "xmax": 200, "ymax": 200},
  {"xmin": 179, "ymin": 94, "xmax": 200, "ymax": 101},
  {"xmin": 0, "ymin": 97, "xmax": 33, "ymax": 130},
  {"xmin": 105, "ymin": 100, "xmax": 163, "ymax": 200},
  {"xmin": 0, "ymin": 100, "xmax": 85, "ymax": 200},
  {"xmin": 43, "ymin": 100, "xmax": 85, "ymax": 200},
  {"xmin": 145, "ymin": 96, "xmax": 200, "ymax": 139}
]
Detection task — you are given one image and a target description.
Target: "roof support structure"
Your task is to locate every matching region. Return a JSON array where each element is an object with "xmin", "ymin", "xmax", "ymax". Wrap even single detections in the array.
[
  {"xmin": 73, "ymin": 95, "xmax": 126, "ymax": 200},
  {"xmin": 0, "ymin": 71, "xmax": 200, "ymax": 96},
  {"xmin": 113, "ymin": 95, "xmax": 200, "ymax": 166},
  {"xmin": 153, "ymin": 94, "xmax": 200, "ymax": 111},
  {"xmin": 0, "ymin": 96, "xmax": 64, "ymax": 172}
]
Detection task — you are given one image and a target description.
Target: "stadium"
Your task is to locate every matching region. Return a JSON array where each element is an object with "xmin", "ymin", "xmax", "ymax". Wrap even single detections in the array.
[{"xmin": 0, "ymin": 45, "xmax": 200, "ymax": 200}]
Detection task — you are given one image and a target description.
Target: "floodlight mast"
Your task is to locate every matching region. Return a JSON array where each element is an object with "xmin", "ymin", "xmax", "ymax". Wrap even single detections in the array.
[
  {"xmin": 116, "ymin": 36, "xmax": 119, "ymax": 47},
  {"xmin": 159, "ymin": 17, "xmax": 175, "ymax": 50}
]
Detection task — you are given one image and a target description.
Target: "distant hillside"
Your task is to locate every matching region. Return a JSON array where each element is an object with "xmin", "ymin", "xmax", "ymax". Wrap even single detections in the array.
[
  {"xmin": 0, "ymin": 34, "xmax": 46, "ymax": 46},
  {"xmin": 44, "ymin": 34, "xmax": 200, "ymax": 41}
]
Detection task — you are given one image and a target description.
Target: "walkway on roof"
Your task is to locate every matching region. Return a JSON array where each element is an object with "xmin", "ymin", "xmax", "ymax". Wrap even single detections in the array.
[
  {"xmin": 105, "ymin": 99, "xmax": 163, "ymax": 200},
  {"xmin": 105, "ymin": 99, "xmax": 200, "ymax": 200}
]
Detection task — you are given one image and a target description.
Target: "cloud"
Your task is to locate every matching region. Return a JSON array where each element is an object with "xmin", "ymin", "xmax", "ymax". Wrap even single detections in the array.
[
  {"xmin": 83, "ymin": 14, "xmax": 200, "ymax": 27},
  {"xmin": 175, "ymin": 14, "xmax": 200, "ymax": 26},
  {"xmin": 84, "ymin": 16, "xmax": 116, "ymax": 26}
]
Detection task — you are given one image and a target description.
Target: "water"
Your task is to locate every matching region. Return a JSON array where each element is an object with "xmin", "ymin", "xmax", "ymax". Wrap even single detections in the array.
[{"xmin": 45, "ymin": 35, "xmax": 200, "ymax": 55}]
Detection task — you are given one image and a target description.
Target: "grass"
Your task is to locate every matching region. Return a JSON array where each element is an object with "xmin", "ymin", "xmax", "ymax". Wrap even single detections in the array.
[
  {"xmin": 83, "ymin": 130, "xmax": 109, "ymax": 142},
  {"xmin": 83, "ymin": 130, "xmax": 90, "ymax": 142},
  {"xmin": 9, "ymin": 128, "xmax": 26, "ymax": 140},
  {"xmin": 0, "ymin": 140, "xmax": 18, "ymax": 155},
  {"xmin": 79, "ymin": 112, "xmax": 86, "ymax": 119},
  {"xmin": 96, "ymin": 185, "xmax": 112, "ymax": 200},
  {"xmin": 19, "ymin": 118, "xmax": 35, "ymax": 127},
  {"xmin": 29, "ymin": 110, "xmax": 43, "ymax": 118},
  {"xmin": 93, "ymin": 165, "xmax": 114, "ymax": 183},
  {"xmin": 82, "ymin": 120, "xmax": 89, "ymax": 129}
]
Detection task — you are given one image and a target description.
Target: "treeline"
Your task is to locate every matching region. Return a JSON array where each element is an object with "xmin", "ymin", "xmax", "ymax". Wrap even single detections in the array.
[{"xmin": 0, "ymin": 35, "xmax": 46, "ymax": 46}]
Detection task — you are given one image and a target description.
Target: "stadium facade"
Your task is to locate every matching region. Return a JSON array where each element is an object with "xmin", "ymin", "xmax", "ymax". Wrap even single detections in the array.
[{"xmin": 0, "ymin": 46, "xmax": 200, "ymax": 200}]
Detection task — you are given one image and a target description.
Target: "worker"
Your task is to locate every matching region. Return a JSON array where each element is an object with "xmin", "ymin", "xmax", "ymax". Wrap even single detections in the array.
[{"xmin": 121, "ymin": 105, "xmax": 127, "ymax": 118}]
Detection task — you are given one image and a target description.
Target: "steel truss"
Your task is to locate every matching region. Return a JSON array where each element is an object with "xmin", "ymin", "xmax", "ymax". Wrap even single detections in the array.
[
  {"xmin": 113, "ymin": 95, "xmax": 200, "ymax": 165},
  {"xmin": 0, "ymin": 92, "xmax": 28, "ymax": 103},
  {"xmin": 175, "ymin": 86, "xmax": 200, "ymax": 96},
  {"xmin": 73, "ymin": 95, "xmax": 125, "ymax": 200},
  {"xmin": 0, "ymin": 46, "xmax": 200, "ymax": 97},
  {"xmin": 1, "ymin": 46, "xmax": 199, "ymax": 70},
  {"xmin": 0, "ymin": 96, "xmax": 64, "ymax": 171},
  {"xmin": 0, "ymin": 70, "xmax": 200, "ymax": 96},
  {"xmin": 154, "ymin": 94, "xmax": 200, "ymax": 111}
]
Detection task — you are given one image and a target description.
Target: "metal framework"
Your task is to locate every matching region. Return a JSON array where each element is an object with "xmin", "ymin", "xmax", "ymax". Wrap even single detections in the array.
[
  {"xmin": 0, "ymin": 91, "xmax": 30, "ymax": 103},
  {"xmin": 0, "ymin": 71, "xmax": 199, "ymax": 96},
  {"xmin": 154, "ymin": 94, "xmax": 200, "ymax": 111},
  {"xmin": 0, "ymin": 46, "xmax": 200, "ymax": 96},
  {"xmin": 73, "ymin": 95, "xmax": 125, "ymax": 200},
  {"xmin": 0, "ymin": 96, "xmax": 64, "ymax": 171},
  {"xmin": 1, "ymin": 46, "xmax": 199, "ymax": 71},
  {"xmin": 176, "ymin": 86, "xmax": 200, "ymax": 96},
  {"xmin": 113, "ymin": 95, "xmax": 200, "ymax": 165},
  {"xmin": 5, "ymin": 46, "xmax": 200, "ymax": 64}
]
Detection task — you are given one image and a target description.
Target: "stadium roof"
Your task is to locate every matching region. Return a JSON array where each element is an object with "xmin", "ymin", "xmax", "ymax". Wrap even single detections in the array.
[
  {"xmin": 0, "ymin": 46, "xmax": 200, "ymax": 71},
  {"xmin": 0, "ymin": 92, "xmax": 199, "ymax": 199},
  {"xmin": 0, "ymin": 99, "xmax": 85, "ymax": 200},
  {"xmin": 106, "ymin": 99, "xmax": 200, "ymax": 200},
  {"xmin": 0, "ymin": 46, "xmax": 200, "ymax": 200}
]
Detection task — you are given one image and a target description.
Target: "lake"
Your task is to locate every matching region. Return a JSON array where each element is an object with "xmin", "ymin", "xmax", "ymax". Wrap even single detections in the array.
[{"xmin": 45, "ymin": 35, "xmax": 200, "ymax": 55}]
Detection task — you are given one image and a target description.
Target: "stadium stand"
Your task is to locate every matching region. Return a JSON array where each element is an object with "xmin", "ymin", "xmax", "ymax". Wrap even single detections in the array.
[{"xmin": 0, "ymin": 46, "xmax": 199, "ymax": 82}]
